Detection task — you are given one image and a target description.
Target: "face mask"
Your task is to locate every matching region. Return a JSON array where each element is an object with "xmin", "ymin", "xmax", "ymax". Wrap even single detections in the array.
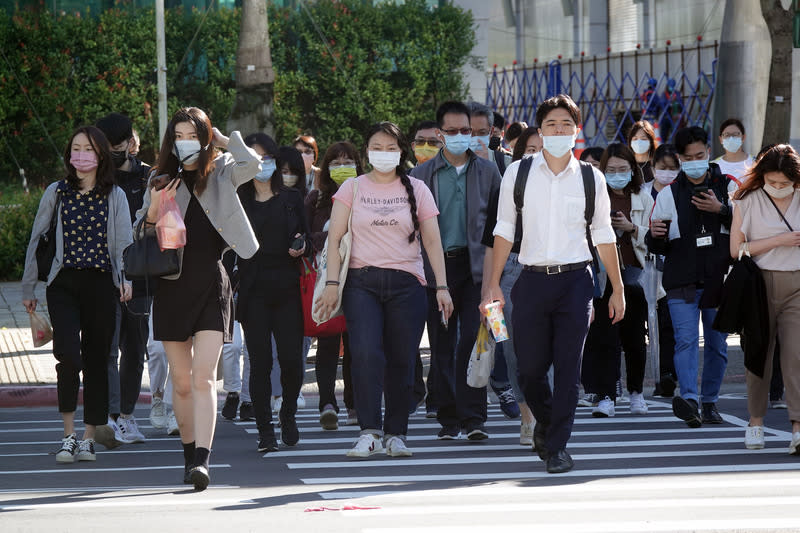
[
  {"xmin": 70, "ymin": 151, "xmax": 98, "ymax": 172},
  {"xmin": 470, "ymin": 135, "xmax": 490, "ymax": 152},
  {"xmin": 329, "ymin": 164, "xmax": 357, "ymax": 185},
  {"xmin": 542, "ymin": 134, "xmax": 576, "ymax": 158},
  {"xmin": 111, "ymin": 150, "xmax": 128, "ymax": 168},
  {"xmin": 764, "ymin": 183, "xmax": 795, "ymax": 199},
  {"xmin": 414, "ymin": 145, "xmax": 439, "ymax": 164},
  {"xmin": 681, "ymin": 158, "xmax": 709, "ymax": 179},
  {"xmin": 522, "ymin": 152, "xmax": 536, "ymax": 159},
  {"xmin": 255, "ymin": 159, "xmax": 276, "ymax": 183},
  {"xmin": 282, "ymin": 174, "xmax": 299, "ymax": 187},
  {"xmin": 368, "ymin": 151, "xmax": 401, "ymax": 173},
  {"xmin": 301, "ymin": 152, "xmax": 315, "ymax": 168},
  {"xmin": 722, "ymin": 136, "xmax": 743, "ymax": 153},
  {"xmin": 443, "ymin": 133, "xmax": 471, "ymax": 156},
  {"xmin": 605, "ymin": 171, "xmax": 632, "ymax": 190},
  {"xmin": 631, "ymin": 139, "xmax": 650, "ymax": 155},
  {"xmin": 654, "ymin": 169, "xmax": 678, "ymax": 185},
  {"xmin": 173, "ymin": 139, "xmax": 202, "ymax": 165}
]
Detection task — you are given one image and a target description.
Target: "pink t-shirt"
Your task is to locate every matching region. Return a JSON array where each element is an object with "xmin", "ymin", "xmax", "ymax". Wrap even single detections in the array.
[{"xmin": 333, "ymin": 175, "xmax": 438, "ymax": 284}]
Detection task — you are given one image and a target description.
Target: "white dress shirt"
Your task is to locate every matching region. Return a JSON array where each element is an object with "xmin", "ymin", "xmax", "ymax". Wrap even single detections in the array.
[{"xmin": 493, "ymin": 153, "xmax": 616, "ymax": 266}]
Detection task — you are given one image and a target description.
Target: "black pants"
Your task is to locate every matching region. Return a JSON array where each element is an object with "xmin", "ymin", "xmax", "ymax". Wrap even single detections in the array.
[
  {"xmin": 241, "ymin": 288, "xmax": 304, "ymax": 434},
  {"xmin": 46, "ymin": 269, "xmax": 117, "ymax": 426},
  {"xmin": 770, "ymin": 337, "xmax": 784, "ymax": 402},
  {"xmin": 315, "ymin": 331, "xmax": 353, "ymax": 412},
  {"xmin": 657, "ymin": 296, "xmax": 677, "ymax": 379},
  {"xmin": 109, "ymin": 295, "xmax": 150, "ymax": 415},
  {"xmin": 583, "ymin": 281, "xmax": 648, "ymax": 398},
  {"xmin": 427, "ymin": 254, "xmax": 485, "ymax": 430},
  {"xmin": 412, "ymin": 350, "xmax": 428, "ymax": 411}
]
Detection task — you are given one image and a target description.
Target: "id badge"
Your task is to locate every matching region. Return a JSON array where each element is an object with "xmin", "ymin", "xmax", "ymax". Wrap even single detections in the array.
[{"xmin": 696, "ymin": 232, "xmax": 714, "ymax": 248}]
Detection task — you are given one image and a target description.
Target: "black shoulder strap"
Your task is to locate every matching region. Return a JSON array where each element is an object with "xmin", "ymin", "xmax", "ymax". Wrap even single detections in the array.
[
  {"xmin": 48, "ymin": 189, "xmax": 63, "ymax": 232},
  {"xmin": 513, "ymin": 157, "xmax": 534, "ymax": 215},
  {"xmin": 494, "ymin": 150, "xmax": 507, "ymax": 176},
  {"xmin": 578, "ymin": 161, "xmax": 598, "ymax": 265},
  {"xmin": 763, "ymin": 189, "xmax": 795, "ymax": 232}
]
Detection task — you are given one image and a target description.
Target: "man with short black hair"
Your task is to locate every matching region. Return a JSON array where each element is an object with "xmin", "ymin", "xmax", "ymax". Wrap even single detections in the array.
[
  {"xmin": 411, "ymin": 120, "xmax": 442, "ymax": 166},
  {"xmin": 647, "ymin": 126, "xmax": 736, "ymax": 428}
]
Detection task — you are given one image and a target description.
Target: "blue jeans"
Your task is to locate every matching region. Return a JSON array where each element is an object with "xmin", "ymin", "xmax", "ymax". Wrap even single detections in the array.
[
  {"xmin": 489, "ymin": 253, "xmax": 524, "ymax": 402},
  {"xmin": 667, "ymin": 289, "xmax": 728, "ymax": 403},
  {"xmin": 343, "ymin": 267, "xmax": 427, "ymax": 437}
]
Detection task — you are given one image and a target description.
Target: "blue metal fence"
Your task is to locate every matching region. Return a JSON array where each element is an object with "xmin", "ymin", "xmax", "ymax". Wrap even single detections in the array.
[{"xmin": 486, "ymin": 41, "xmax": 719, "ymax": 147}]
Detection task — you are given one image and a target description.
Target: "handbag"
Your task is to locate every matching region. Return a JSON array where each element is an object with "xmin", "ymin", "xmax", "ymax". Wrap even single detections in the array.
[
  {"xmin": 466, "ymin": 322, "xmax": 496, "ymax": 388},
  {"xmin": 300, "ymin": 257, "xmax": 347, "ymax": 336},
  {"xmin": 35, "ymin": 190, "xmax": 61, "ymax": 282},
  {"xmin": 123, "ymin": 217, "xmax": 180, "ymax": 280},
  {"xmin": 311, "ymin": 178, "xmax": 358, "ymax": 326}
]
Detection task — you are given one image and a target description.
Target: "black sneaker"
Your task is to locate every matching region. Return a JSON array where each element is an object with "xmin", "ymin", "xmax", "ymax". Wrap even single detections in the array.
[
  {"xmin": 221, "ymin": 392, "xmax": 240, "ymax": 420},
  {"xmin": 492, "ymin": 384, "xmax": 521, "ymax": 419},
  {"xmin": 437, "ymin": 426, "xmax": 460, "ymax": 440},
  {"xmin": 258, "ymin": 433, "xmax": 279, "ymax": 453},
  {"xmin": 280, "ymin": 416, "xmax": 300, "ymax": 446},
  {"xmin": 672, "ymin": 397, "xmax": 702, "ymax": 428},
  {"xmin": 189, "ymin": 465, "xmax": 210, "ymax": 492},
  {"xmin": 655, "ymin": 375, "xmax": 677, "ymax": 398},
  {"xmin": 183, "ymin": 465, "xmax": 192, "ymax": 484},
  {"xmin": 239, "ymin": 401, "xmax": 254, "ymax": 421},
  {"xmin": 533, "ymin": 422, "xmax": 548, "ymax": 460},
  {"xmin": 701, "ymin": 402, "xmax": 724, "ymax": 424},
  {"xmin": 466, "ymin": 426, "xmax": 489, "ymax": 441}
]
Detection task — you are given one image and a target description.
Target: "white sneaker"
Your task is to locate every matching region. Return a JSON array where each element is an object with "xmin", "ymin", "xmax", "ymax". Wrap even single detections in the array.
[
  {"xmin": 520, "ymin": 421, "xmax": 534, "ymax": 446},
  {"xmin": 118, "ymin": 415, "xmax": 146, "ymax": 443},
  {"xmin": 271, "ymin": 396, "xmax": 283, "ymax": 413},
  {"xmin": 297, "ymin": 391, "xmax": 306, "ymax": 409},
  {"xmin": 745, "ymin": 426, "xmax": 765, "ymax": 450},
  {"xmin": 94, "ymin": 417, "xmax": 131, "ymax": 449},
  {"xmin": 385, "ymin": 436, "xmax": 412, "ymax": 457},
  {"xmin": 789, "ymin": 432, "xmax": 800, "ymax": 455},
  {"xmin": 629, "ymin": 392, "xmax": 648, "ymax": 415},
  {"xmin": 77, "ymin": 438, "xmax": 96, "ymax": 461},
  {"xmin": 167, "ymin": 411, "xmax": 180, "ymax": 436},
  {"xmin": 577, "ymin": 393, "xmax": 598, "ymax": 407},
  {"xmin": 346, "ymin": 433, "xmax": 383, "ymax": 458},
  {"xmin": 56, "ymin": 433, "xmax": 79, "ymax": 463},
  {"xmin": 592, "ymin": 396, "xmax": 615, "ymax": 418},
  {"xmin": 150, "ymin": 397, "xmax": 168, "ymax": 429}
]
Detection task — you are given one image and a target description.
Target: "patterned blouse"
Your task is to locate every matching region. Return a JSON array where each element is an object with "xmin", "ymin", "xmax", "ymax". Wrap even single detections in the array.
[{"xmin": 58, "ymin": 180, "xmax": 111, "ymax": 272}]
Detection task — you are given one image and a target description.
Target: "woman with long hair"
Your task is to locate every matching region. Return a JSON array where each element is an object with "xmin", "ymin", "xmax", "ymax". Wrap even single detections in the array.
[
  {"xmin": 730, "ymin": 144, "xmax": 800, "ymax": 453},
  {"xmin": 628, "ymin": 120, "xmax": 657, "ymax": 183},
  {"xmin": 133, "ymin": 107, "xmax": 260, "ymax": 490},
  {"xmin": 295, "ymin": 134, "xmax": 321, "ymax": 191},
  {"xmin": 306, "ymin": 141, "xmax": 362, "ymax": 429},
  {"xmin": 314, "ymin": 122, "xmax": 453, "ymax": 457},
  {"xmin": 22, "ymin": 126, "xmax": 133, "ymax": 463}
]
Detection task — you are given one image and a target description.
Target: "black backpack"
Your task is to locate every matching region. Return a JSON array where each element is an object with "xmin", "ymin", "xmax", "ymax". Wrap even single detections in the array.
[{"xmin": 513, "ymin": 157, "xmax": 597, "ymax": 262}]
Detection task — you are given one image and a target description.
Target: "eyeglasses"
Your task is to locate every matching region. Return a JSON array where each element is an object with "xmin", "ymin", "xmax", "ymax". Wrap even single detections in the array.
[
  {"xmin": 413, "ymin": 140, "xmax": 442, "ymax": 147},
  {"xmin": 472, "ymin": 129, "xmax": 491, "ymax": 137},
  {"xmin": 721, "ymin": 133, "xmax": 742, "ymax": 139},
  {"xmin": 605, "ymin": 166, "xmax": 631, "ymax": 173},
  {"xmin": 440, "ymin": 128, "xmax": 472, "ymax": 136}
]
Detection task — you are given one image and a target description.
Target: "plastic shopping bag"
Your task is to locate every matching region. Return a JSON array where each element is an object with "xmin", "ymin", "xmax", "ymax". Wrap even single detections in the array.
[
  {"xmin": 29, "ymin": 311, "xmax": 53, "ymax": 347},
  {"xmin": 466, "ymin": 322, "xmax": 495, "ymax": 388},
  {"xmin": 156, "ymin": 195, "xmax": 186, "ymax": 251}
]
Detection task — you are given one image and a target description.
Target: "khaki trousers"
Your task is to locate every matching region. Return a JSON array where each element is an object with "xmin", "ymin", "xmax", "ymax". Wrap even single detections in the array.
[{"xmin": 746, "ymin": 270, "xmax": 800, "ymax": 422}]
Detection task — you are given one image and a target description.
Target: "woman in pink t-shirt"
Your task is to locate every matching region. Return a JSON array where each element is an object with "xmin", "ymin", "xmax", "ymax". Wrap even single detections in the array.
[{"xmin": 315, "ymin": 121, "xmax": 453, "ymax": 458}]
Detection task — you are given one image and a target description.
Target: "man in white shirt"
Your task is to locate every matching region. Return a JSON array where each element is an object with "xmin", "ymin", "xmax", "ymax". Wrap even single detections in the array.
[{"xmin": 481, "ymin": 94, "xmax": 625, "ymax": 474}]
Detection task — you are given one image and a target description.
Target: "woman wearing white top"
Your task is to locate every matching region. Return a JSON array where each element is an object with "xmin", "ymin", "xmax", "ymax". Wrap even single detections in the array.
[
  {"xmin": 713, "ymin": 118, "xmax": 754, "ymax": 181},
  {"xmin": 730, "ymin": 144, "xmax": 800, "ymax": 454}
]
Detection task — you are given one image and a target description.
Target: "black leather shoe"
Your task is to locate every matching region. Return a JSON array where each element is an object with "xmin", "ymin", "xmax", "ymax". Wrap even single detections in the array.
[
  {"xmin": 672, "ymin": 397, "xmax": 702, "ymax": 428},
  {"xmin": 183, "ymin": 465, "xmax": 192, "ymax": 484},
  {"xmin": 533, "ymin": 422, "xmax": 548, "ymax": 460},
  {"xmin": 545, "ymin": 449, "xmax": 574, "ymax": 474},
  {"xmin": 466, "ymin": 425, "xmax": 489, "ymax": 441},
  {"xmin": 257, "ymin": 432, "xmax": 279, "ymax": 453},
  {"xmin": 280, "ymin": 416, "xmax": 300, "ymax": 446},
  {"xmin": 701, "ymin": 402, "xmax": 723, "ymax": 424},
  {"xmin": 189, "ymin": 465, "xmax": 210, "ymax": 491},
  {"xmin": 660, "ymin": 375, "xmax": 677, "ymax": 398},
  {"xmin": 221, "ymin": 391, "xmax": 239, "ymax": 420},
  {"xmin": 239, "ymin": 401, "xmax": 254, "ymax": 421}
]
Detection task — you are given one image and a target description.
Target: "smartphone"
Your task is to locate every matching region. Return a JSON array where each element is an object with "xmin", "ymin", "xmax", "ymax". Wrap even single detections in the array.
[
  {"xmin": 693, "ymin": 185, "xmax": 709, "ymax": 198},
  {"xmin": 290, "ymin": 236, "xmax": 305, "ymax": 251},
  {"xmin": 440, "ymin": 309, "xmax": 448, "ymax": 330},
  {"xmin": 150, "ymin": 174, "xmax": 172, "ymax": 191},
  {"xmin": 488, "ymin": 136, "xmax": 501, "ymax": 151},
  {"xmin": 610, "ymin": 210, "xmax": 620, "ymax": 218}
]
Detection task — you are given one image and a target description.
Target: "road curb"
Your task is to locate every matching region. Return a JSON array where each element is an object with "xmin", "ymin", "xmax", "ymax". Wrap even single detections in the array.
[{"xmin": 0, "ymin": 385, "xmax": 153, "ymax": 408}]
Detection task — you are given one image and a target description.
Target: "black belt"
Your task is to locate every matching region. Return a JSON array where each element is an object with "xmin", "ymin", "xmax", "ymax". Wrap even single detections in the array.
[
  {"xmin": 444, "ymin": 247, "xmax": 468, "ymax": 258},
  {"xmin": 523, "ymin": 260, "xmax": 591, "ymax": 275}
]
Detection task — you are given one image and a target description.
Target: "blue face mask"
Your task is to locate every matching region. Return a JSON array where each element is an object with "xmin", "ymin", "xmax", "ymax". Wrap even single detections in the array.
[
  {"xmin": 444, "ymin": 133, "xmax": 471, "ymax": 156},
  {"xmin": 605, "ymin": 171, "xmax": 632, "ymax": 190},
  {"xmin": 681, "ymin": 158, "xmax": 709, "ymax": 179},
  {"xmin": 255, "ymin": 159, "xmax": 276, "ymax": 182},
  {"xmin": 470, "ymin": 135, "xmax": 490, "ymax": 152}
]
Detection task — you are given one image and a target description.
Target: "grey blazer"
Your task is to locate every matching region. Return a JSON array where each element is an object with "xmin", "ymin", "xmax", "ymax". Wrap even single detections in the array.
[
  {"xmin": 22, "ymin": 182, "xmax": 134, "ymax": 301},
  {"xmin": 133, "ymin": 131, "xmax": 261, "ymax": 279}
]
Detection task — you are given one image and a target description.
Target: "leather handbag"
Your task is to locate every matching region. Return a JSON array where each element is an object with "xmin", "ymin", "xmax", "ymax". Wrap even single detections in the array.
[
  {"xmin": 123, "ymin": 218, "xmax": 180, "ymax": 280},
  {"xmin": 35, "ymin": 191, "xmax": 61, "ymax": 282}
]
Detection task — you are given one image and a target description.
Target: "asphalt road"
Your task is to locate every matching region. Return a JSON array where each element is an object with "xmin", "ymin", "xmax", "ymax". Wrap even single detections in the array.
[{"xmin": 2, "ymin": 394, "xmax": 800, "ymax": 533}]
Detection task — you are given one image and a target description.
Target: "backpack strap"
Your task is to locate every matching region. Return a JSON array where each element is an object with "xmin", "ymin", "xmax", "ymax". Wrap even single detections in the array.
[
  {"xmin": 494, "ymin": 150, "xmax": 507, "ymax": 176},
  {"xmin": 513, "ymin": 157, "xmax": 534, "ymax": 241},
  {"xmin": 578, "ymin": 161, "xmax": 599, "ymax": 267}
]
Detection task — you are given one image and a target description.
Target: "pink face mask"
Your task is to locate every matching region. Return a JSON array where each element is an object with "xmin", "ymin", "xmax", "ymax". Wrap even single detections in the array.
[{"xmin": 70, "ymin": 151, "xmax": 99, "ymax": 172}]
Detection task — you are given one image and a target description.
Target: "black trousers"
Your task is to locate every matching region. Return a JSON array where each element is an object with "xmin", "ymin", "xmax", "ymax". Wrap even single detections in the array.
[
  {"xmin": 46, "ymin": 269, "xmax": 117, "ymax": 426},
  {"xmin": 657, "ymin": 296, "xmax": 677, "ymax": 379},
  {"xmin": 513, "ymin": 267, "xmax": 593, "ymax": 454},
  {"xmin": 109, "ymin": 295, "xmax": 150, "ymax": 415},
  {"xmin": 241, "ymin": 288, "xmax": 304, "ymax": 434},
  {"xmin": 315, "ymin": 331, "xmax": 353, "ymax": 412}
]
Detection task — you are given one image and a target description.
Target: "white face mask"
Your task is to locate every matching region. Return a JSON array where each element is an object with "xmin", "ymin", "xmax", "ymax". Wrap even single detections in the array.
[
  {"xmin": 282, "ymin": 174, "xmax": 299, "ymax": 187},
  {"xmin": 368, "ymin": 151, "xmax": 401, "ymax": 173},
  {"xmin": 541, "ymin": 134, "xmax": 575, "ymax": 158},
  {"xmin": 764, "ymin": 183, "xmax": 795, "ymax": 199},
  {"xmin": 173, "ymin": 139, "xmax": 203, "ymax": 165},
  {"xmin": 631, "ymin": 139, "xmax": 650, "ymax": 155},
  {"xmin": 722, "ymin": 136, "xmax": 743, "ymax": 153},
  {"xmin": 654, "ymin": 169, "xmax": 678, "ymax": 185}
]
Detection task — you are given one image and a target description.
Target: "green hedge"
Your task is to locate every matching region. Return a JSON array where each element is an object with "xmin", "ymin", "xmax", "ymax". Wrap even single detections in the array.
[{"xmin": 0, "ymin": 185, "xmax": 42, "ymax": 280}]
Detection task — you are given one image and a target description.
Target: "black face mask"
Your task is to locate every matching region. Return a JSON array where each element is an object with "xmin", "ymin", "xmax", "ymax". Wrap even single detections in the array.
[{"xmin": 111, "ymin": 150, "xmax": 128, "ymax": 168}]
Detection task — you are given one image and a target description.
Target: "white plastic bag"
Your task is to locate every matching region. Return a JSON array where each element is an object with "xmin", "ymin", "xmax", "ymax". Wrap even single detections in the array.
[{"xmin": 466, "ymin": 323, "xmax": 495, "ymax": 388}]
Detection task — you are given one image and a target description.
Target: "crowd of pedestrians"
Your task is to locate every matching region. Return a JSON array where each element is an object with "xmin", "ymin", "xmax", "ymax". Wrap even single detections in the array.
[{"xmin": 20, "ymin": 94, "xmax": 800, "ymax": 490}]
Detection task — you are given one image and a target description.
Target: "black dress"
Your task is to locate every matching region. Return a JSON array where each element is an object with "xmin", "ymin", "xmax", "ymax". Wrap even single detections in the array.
[{"xmin": 153, "ymin": 174, "xmax": 232, "ymax": 342}]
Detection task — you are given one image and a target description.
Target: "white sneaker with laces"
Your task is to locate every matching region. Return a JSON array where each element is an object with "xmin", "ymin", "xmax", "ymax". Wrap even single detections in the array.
[
  {"xmin": 385, "ymin": 436, "xmax": 412, "ymax": 457},
  {"xmin": 592, "ymin": 396, "xmax": 615, "ymax": 418},
  {"xmin": 577, "ymin": 393, "xmax": 598, "ymax": 407},
  {"xmin": 118, "ymin": 415, "xmax": 146, "ymax": 443},
  {"xmin": 629, "ymin": 392, "xmax": 648, "ymax": 415},
  {"xmin": 77, "ymin": 438, "xmax": 96, "ymax": 461},
  {"xmin": 167, "ymin": 411, "xmax": 180, "ymax": 436},
  {"xmin": 150, "ymin": 397, "xmax": 168, "ymax": 429},
  {"xmin": 94, "ymin": 416, "xmax": 132, "ymax": 449},
  {"xmin": 789, "ymin": 432, "xmax": 800, "ymax": 455},
  {"xmin": 56, "ymin": 433, "xmax": 79, "ymax": 463},
  {"xmin": 520, "ymin": 421, "xmax": 534, "ymax": 446},
  {"xmin": 346, "ymin": 433, "xmax": 383, "ymax": 458},
  {"xmin": 744, "ymin": 426, "xmax": 765, "ymax": 449},
  {"xmin": 297, "ymin": 391, "xmax": 306, "ymax": 409}
]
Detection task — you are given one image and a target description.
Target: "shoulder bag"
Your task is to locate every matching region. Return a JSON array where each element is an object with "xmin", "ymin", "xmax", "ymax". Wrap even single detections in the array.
[{"xmin": 35, "ymin": 190, "xmax": 62, "ymax": 282}]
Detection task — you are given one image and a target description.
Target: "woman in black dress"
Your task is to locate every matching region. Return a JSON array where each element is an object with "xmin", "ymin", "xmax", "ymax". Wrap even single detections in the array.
[{"xmin": 134, "ymin": 107, "xmax": 260, "ymax": 491}]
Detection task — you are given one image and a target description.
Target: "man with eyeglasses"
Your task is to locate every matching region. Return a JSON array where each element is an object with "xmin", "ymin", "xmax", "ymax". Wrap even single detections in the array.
[
  {"xmin": 467, "ymin": 103, "xmax": 512, "ymax": 176},
  {"xmin": 410, "ymin": 100, "xmax": 502, "ymax": 441}
]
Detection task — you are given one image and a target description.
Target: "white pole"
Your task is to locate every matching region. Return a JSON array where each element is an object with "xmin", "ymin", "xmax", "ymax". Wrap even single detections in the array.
[{"xmin": 155, "ymin": 0, "xmax": 168, "ymax": 144}]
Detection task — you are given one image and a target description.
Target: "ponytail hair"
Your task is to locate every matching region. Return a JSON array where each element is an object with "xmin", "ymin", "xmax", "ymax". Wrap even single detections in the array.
[{"xmin": 364, "ymin": 121, "xmax": 419, "ymax": 243}]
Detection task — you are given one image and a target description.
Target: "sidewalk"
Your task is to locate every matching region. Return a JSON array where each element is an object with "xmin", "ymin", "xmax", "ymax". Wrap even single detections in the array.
[{"xmin": 0, "ymin": 279, "xmax": 744, "ymax": 407}]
